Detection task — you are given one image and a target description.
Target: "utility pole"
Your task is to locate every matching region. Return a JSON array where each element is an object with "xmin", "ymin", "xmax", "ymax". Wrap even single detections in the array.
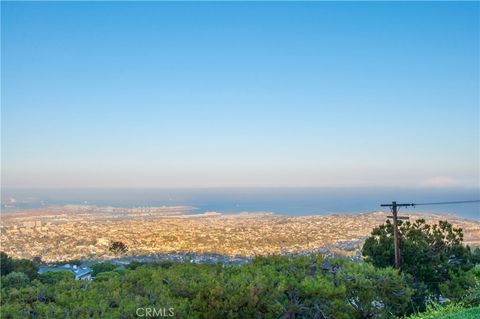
[
  {"xmin": 379, "ymin": 200, "xmax": 479, "ymax": 270},
  {"xmin": 380, "ymin": 201, "xmax": 413, "ymax": 270}
]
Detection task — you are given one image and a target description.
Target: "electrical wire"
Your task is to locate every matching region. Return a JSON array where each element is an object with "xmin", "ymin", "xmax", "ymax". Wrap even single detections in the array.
[{"xmin": 411, "ymin": 200, "xmax": 480, "ymax": 206}]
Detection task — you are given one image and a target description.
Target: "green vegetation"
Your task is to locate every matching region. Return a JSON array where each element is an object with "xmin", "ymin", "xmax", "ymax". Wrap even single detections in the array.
[
  {"xmin": 0, "ymin": 252, "xmax": 39, "ymax": 280},
  {"xmin": 438, "ymin": 307, "xmax": 480, "ymax": 319},
  {"xmin": 38, "ymin": 270, "xmax": 74, "ymax": 285},
  {"xmin": 1, "ymin": 254, "xmax": 412, "ymax": 318},
  {"xmin": 1, "ymin": 219, "xmax": 478, "ymax": 318},
  {"xmin": 406, "ymin": 303, "xmax": 480, "ymax": 319},
  {"xmin": 362, "ymin": 219, "xmax": 480, "ymax": 309},
  {"xmin": 91, "ymin": 262, "xmax": 117, "ymax": 276}
]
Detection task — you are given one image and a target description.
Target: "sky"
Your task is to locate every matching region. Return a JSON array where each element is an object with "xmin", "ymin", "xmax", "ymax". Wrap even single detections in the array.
[{"xmin": 1, "ymin": 2, "xmax": 479, "ymax": 189}]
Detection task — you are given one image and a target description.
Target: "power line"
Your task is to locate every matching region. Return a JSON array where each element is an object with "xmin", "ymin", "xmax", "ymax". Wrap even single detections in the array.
[
  {"xmin": 410, "ymin": 200, "xmax": 480, "ymax": 207},
  {"xmin": 381, "ymin": 200, "xmax": 480, "ymax": 208}
]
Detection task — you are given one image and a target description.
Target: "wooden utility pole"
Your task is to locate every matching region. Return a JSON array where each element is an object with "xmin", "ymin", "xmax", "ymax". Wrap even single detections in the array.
[
  {"xmin": 380, "ymin": 200, "xmax": 479, "ymax": 270},
  {"xmin": 380, "ymin": 201, "xmax": 412, "ymax": 270}
]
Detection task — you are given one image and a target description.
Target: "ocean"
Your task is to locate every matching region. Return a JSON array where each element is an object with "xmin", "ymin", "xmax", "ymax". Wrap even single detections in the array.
[{"xmin": 1, "ymin": 187, "xmax": 479, "ymax": 220}]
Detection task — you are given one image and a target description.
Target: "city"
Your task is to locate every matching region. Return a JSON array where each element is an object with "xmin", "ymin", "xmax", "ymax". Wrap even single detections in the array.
[{"xmin": 1, "ymin": 205, "xmax": 479, "ymax": 263}]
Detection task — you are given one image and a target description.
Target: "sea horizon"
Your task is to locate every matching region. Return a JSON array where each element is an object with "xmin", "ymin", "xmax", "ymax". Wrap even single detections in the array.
[{"xmin": 2, "ymin": 186, "xmax": 479, "ymax": 220}]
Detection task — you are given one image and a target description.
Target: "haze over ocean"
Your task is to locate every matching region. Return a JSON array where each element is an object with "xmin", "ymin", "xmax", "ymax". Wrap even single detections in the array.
[{"xmin": 2, "ymin": 187, "xmax": 479, "ymax": 220}]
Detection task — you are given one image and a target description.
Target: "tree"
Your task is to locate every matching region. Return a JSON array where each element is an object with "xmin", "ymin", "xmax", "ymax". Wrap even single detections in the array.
[
  {"xmin": 1, "ymin": 272, "xmax": 29, "ymax": 289},
  {"xmin": 39, "ymin": 270, "xmax": 74, "ymax": 285},
  {"xmin": 95, "ymin": 271, "xmax": 121, "ymax": 282},
  {"xmin": 12, "ymin": 259, "xmax": 39, "ymax": 280},
  {"xmin": 32, "ymin": 256, "xmax": 42, "ymax": 265},
  {"xmin": 336, "ymin": 261, "xmax": 413, "ymax": 318},
  {"xmin": 92, "ymin": 262, "xmax": 117, "ymax": 276},
  {"xmin": 300, "ymin": 259, "xmax": 412, "ymax": 318},
  {"xmin": 109, "ymin": 241, "xmax": 128, "ymax": 255},
  {"xmin": 362, "ymin": 219, "xmax": 477, "ymax": 304},
  {"xmin": 439, "ymin": 267, "xmax": 480, "ymax": 304},
  {"xmin": 0, "ymin": 252, "xmax": 39, "ymax": 279},
  {"xmin": 0, "ymin": 252, "xmax": 14, "ymax": 276}
]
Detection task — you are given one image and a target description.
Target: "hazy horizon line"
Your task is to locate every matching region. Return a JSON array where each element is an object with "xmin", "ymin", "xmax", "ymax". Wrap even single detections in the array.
[{"xmin": 2, "ymin": 185, "xmax": 479, "ymax": 190}]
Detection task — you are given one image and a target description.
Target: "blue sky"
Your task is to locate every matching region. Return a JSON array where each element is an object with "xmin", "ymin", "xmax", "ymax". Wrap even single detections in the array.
[{"xmin": 2, "ymin": 2, "xmax": 479, "ymax": 188}]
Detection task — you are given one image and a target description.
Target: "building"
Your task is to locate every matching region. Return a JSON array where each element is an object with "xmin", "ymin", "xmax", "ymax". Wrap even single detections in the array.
[{"xmin": 38, "ymin": 264, "xmax": 93, "ymax": 280}]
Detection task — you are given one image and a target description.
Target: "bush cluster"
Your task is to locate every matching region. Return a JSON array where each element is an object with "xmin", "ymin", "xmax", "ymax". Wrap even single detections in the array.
[{"xmin": 1, "ymin": 254, "xmax": 412, "ymax": 318}]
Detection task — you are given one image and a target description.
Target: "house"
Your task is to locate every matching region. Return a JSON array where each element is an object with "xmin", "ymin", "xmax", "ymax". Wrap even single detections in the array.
[{"xmin": 38, "ymin": 264, "xmax": 93, "ymax": 280}]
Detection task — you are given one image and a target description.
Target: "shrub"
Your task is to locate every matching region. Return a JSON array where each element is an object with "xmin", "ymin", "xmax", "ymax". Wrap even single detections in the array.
[
  {"xmin": 1, "ymin": 272, "xmax": 30, "ymax": 289},
  {"xmin": 39, "ymin": 270, "xmax": 74, "ymax": 285},
  {"xmin": 92, "ymin": 262, "xmax": 117, "ymax": 276}
]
